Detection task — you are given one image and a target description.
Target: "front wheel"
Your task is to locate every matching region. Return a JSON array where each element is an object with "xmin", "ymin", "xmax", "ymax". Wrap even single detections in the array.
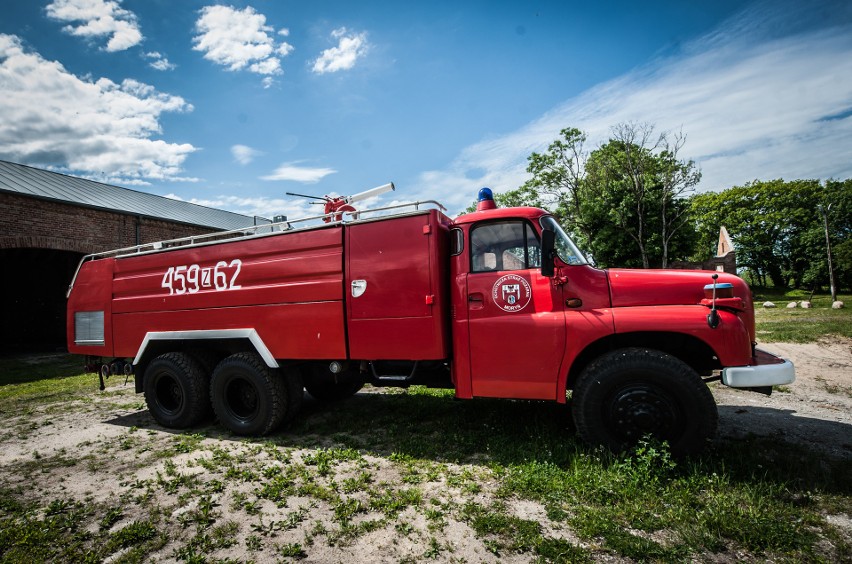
[
  {"xmin": 572, "ymin": 348, "xmax": 717, "ymax": 455},
  {"xmin": 210, "ymin": 353, "xmax": 291, "ymax": 436}
]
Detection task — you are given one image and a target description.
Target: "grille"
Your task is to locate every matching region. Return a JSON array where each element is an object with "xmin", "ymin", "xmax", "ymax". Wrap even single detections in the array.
[{"xmin": 75, "ymin": 311, "xmax": 105, "ymax": 345}]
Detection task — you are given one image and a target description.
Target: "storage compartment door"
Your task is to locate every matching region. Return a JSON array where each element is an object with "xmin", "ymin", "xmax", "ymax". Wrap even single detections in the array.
[{"xmin": 347, "ymin": 213, "xmax": 443, "ymax": 359}]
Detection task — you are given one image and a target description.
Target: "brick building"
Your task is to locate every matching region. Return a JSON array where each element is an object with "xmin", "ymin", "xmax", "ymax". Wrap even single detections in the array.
[{"xmin": 0, "ymin": 160, "xmax": 265, "ymax": 351}]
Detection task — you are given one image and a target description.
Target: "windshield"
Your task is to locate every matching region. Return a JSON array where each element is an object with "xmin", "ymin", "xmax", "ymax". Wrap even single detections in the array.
[{"xmin": 539, "ymin": 216, "xmax": 589, "ymax": 266}]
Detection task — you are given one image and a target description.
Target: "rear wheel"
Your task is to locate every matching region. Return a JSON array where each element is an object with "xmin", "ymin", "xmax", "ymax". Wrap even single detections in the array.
[
  {"xmin": 572, "ymin": 347, "xmax": 717, "ymax": 455},
  {"xmin": 211, "ymin": 353, "xmax": 291, "ymax": 435},
  {"xmin": 144, "ymin": 352, "xmax": 208, "ymax": 429},
  {"xmin": 186, "ymin": 348, "xmax": 221, "ymax": 419},
  {"xmin": 302, "ymin": 364, "xmax": 364, "ymax": 402},
  {"xmin": 186, "ymin": 348, "xmax": 221, "ymax": 379}
]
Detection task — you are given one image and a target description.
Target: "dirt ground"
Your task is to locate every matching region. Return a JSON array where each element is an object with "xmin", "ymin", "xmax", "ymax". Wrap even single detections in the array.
[
  {"xmin": 711, "ymin": 340, "xmax": 852, "ymax": 460},
  {"xmin": 0, "ymin": 341, "xmax": 849, "ymax": 562}
]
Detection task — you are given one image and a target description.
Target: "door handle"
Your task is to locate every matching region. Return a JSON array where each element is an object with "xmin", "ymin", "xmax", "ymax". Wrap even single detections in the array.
[
  {"xmin": 468, "ymin": 293, "xmax": 484, "ymax": 302},
  {"xmin": 351, "ymin": 279, "xmax": 367, "ymax": 298},
  {"xmin": 565, "ymin": 298, "xmax": 583, "ymax": 308}
]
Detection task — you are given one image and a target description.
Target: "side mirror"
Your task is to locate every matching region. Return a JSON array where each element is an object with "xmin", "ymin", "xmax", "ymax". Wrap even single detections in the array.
[{"xmin": 541, "ymin": 229, "xmax": 555, "ymax": 277}]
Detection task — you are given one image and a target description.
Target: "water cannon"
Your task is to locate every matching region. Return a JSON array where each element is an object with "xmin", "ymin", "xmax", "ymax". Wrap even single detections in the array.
[
  {"xmin": 286, "ymin": 182, "xmax": 395, "ymax": 223},
  {"xmin": 347, "ymin": 182, "xmax": 395, "ymax": 205}
]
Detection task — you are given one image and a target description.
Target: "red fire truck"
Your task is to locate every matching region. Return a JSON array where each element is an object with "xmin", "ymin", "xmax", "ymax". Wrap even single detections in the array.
[{"xmin": 66, "ymin": 185, "xmax": 794, "ymax": 453}]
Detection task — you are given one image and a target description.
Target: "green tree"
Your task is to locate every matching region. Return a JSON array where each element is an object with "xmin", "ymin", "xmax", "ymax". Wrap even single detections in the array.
[
  {"xmin": 507, "ymin": 123, "xmax": 699, "ymax": 268},
  {"xmin": 690, "ymin": 179, "xmax": 851, "ymax": 290},
  {"xmin": 518, "ymin": 127, "xmax": 593, "ymax": 245},
  {"xmin": 583, "ymin": 123, "xmax": 699, "ymax": 268},
  {"xmin": 835, "ymin": 239, "xmax": 852, "ymax": 292},
  {"xmin": 816, "ymin": 179, "xmax": 852, "ymax": 293}
]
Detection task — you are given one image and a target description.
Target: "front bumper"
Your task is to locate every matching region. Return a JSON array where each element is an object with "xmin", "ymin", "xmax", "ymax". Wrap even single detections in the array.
[{"xmin": 722, "ymin": 349, "xmax": 795, "ymax": 388}]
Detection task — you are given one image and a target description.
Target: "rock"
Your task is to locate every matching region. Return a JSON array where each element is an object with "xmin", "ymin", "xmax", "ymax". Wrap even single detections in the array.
[
  {"xmin": 786, "ymin": 302, "xmax": 798, "ymax": 308},
  {"xmin": 832, "ymin": 301, "xmax": 845, "ymax": 309},
  {"xmin": 800, "ymin": 301, "xmax": 812, "ymax": 308},
  {"xmin": 763, "ymin": 301, "xmax": 776, "ymax": 308}
]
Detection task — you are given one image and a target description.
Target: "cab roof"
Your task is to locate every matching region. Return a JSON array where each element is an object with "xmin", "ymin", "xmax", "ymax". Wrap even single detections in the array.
[{"xmin": 453, "ymin": 206, "xmax": 550, "ymax": 226}]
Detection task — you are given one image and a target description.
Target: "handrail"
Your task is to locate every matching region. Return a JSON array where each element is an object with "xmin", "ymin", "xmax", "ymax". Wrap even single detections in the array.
[{"xmin": 66, "ymin": 198, "xmax": 446, "ymax": 297}]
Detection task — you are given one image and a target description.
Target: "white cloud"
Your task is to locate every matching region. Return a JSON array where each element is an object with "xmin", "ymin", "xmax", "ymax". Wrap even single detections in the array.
[
  {"xmin": 312, "ymin": 27, "xmax": 369, "ymax": 74},
  {"xmin": 164, "ymin": 192, "xmax": 316, "ymax": 220},
  {"xmin": 261, "ymin": 162, "xmax": 337, "ymax": 183},
  {"xmin": 411, "ymin": 3, "xmax": 852, "ymax": 214},
  {"xmin": 231, "ymin": 144, "xmax": 262, "ymax": 165},
  {"xmin": 193, "ymin": 5, "xmax": 293, "ymax": 84},
  {"xmin": 0, "ymin": 34, "xmax": 196, "ymax": 183},
  {"xmin": 45, "ymin": 0, "xmax": 142, "ymax": 52},
  {"xmin": 144, "ymin": 51, "xmax": 175, "ymax": 71}
]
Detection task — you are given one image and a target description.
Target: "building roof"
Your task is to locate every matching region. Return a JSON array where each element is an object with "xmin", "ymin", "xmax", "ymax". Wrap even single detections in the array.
[
  {"xmin": 716, "ymin": 226, "xmax": 735, "ymax": 257},
  {"xmin": 0, "ymin": 160, "xmax": 263, "ymax": 231}
]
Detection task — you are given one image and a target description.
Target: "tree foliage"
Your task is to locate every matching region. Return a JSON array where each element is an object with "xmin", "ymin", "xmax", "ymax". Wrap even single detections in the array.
[
  {"xmin": 583, "ymin": 124, "xmax": 700, "ymax": 268},
  {"xmin": 502, "ymin": 123, "xmax": 700, "ymax": 268},
  {"xmin": 511, "ymin": 127, "xmax": 593, "ymax": 245},
  {"xmin": 690, "ymin": 179, "xmax": 852, "ymax": 290}
]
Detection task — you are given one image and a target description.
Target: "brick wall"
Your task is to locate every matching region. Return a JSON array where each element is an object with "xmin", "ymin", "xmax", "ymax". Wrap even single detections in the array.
[{"xmin": 0, "ymin": 191, "xmax": 221, "ymax": 254}]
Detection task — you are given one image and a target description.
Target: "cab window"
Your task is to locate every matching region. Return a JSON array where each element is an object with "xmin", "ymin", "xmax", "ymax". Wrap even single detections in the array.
[{"xmin": 470, "ymin": 221, "xmax": 540, "ymax": 272}]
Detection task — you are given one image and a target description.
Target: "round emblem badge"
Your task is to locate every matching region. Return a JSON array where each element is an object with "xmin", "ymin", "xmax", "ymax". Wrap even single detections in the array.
[{"xmin": 492, "ymin": 274, "xmax": 532, "ymax": 312}]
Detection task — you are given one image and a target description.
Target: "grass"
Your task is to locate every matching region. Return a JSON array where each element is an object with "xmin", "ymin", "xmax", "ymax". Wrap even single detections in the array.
[
  {"xmin": 0, "ymin": 353, "xmax": 96, "ymax": 409},
  {"xmin": 0, "ymin": 381, "xmax": 849, "ymax": 561},
  {"xmin": 266, "ymin": 388, "xmax": 852, "ymax": 561},
  {"xmin": 753, "ymin": 288, "xmax": 851, "ymax": 342},
  {"xmin": 0, "ymin": 490, "xmax": 167, "ymax": 563},
  {"xmin": 0, "ymin": 338, "xmax": 851, "ymax": 561}
]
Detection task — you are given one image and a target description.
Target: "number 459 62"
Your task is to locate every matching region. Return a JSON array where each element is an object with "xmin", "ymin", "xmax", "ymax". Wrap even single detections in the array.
[{"xmin": 161, "ymin": 259, "xmax": 242, "ymax": 295}]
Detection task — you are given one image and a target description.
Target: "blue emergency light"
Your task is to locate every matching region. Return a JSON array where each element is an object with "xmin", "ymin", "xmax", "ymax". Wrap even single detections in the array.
[{"xmin": 476, "ymin": 187, "xmax": 497, "ymax": 211}]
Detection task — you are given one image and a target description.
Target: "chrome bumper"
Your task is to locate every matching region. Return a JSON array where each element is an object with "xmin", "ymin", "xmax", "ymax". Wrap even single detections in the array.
[{"xmin": 722, "ymin": 349, "xmax": 795, "ymax": 388}]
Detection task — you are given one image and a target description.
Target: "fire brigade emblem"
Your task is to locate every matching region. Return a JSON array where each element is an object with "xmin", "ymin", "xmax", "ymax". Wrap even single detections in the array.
[{"xmin": 492, "ymin": 274, "xmax": 532, "ymax": 312}]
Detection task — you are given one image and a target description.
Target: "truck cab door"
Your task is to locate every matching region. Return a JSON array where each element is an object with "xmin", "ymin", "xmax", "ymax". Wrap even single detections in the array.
[{"xmin": 465, "ymin": 220, "xmax": 566, "ymax": 400}]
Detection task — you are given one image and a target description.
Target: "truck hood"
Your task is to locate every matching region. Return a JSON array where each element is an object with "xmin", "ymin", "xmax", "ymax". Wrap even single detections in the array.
[
  {"xmin": 607, "ymin": 268, "xmax": 746, "ymax": 308},
  {"xmin": 606, "ymin": 268, "xmax": 756, "ymax": 345}
]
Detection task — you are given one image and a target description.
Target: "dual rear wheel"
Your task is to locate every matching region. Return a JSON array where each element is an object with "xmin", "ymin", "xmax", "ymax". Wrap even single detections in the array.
[{"xmin": 144, "ymin": 351, "xmax": 303, "ymax": 436}]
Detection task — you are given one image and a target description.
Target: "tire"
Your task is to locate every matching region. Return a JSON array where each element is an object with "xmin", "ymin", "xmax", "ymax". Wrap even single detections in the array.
[
  {"xmin": 186, "ymin": 348, "xmax": 221, "ymax": 378},
  {"xmin": 143, "ymin": 352, "xmax": 208, "ymax": 429},
  {"xmin": 302, "ymin": 364, "xmax": 364, "ymax": 402},
  {"xmin": 210, "ymin": 353, "xmax": 289, "ymax": 436},
  {"xmin": 186, "ymin": 348, "xmax": 221, "ymax": 419},
  {"xmin": 572, "ymin": 347, "xmax": 718, "ymax": 455},
  {"xmin": 282, "ymin": 366, "xmax": 304, "ymax": 424}
]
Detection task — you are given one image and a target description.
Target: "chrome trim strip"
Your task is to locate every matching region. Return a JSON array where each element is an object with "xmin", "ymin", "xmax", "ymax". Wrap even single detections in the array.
[{"xmin": 133, "ymin": 329, "xmax": 279, "ymax": 368}]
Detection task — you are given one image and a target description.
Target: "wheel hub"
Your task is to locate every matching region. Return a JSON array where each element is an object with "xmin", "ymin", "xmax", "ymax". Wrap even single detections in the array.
[
  {"xmin": 609, "ymin": 385, "xmax": 678, "ymax": 440},
  {"xmin": 155, "ymin": 375, "xmax": 182, "ymax": 413},
  {"xmin": 226, "ymin": 378, "xmax": 258, "ymax": 419}
]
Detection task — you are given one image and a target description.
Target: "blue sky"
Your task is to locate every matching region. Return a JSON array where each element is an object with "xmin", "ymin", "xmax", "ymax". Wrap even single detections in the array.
[{"xmin": 1, "ymin": 0, "xmax": 850, "ymax": 220}]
